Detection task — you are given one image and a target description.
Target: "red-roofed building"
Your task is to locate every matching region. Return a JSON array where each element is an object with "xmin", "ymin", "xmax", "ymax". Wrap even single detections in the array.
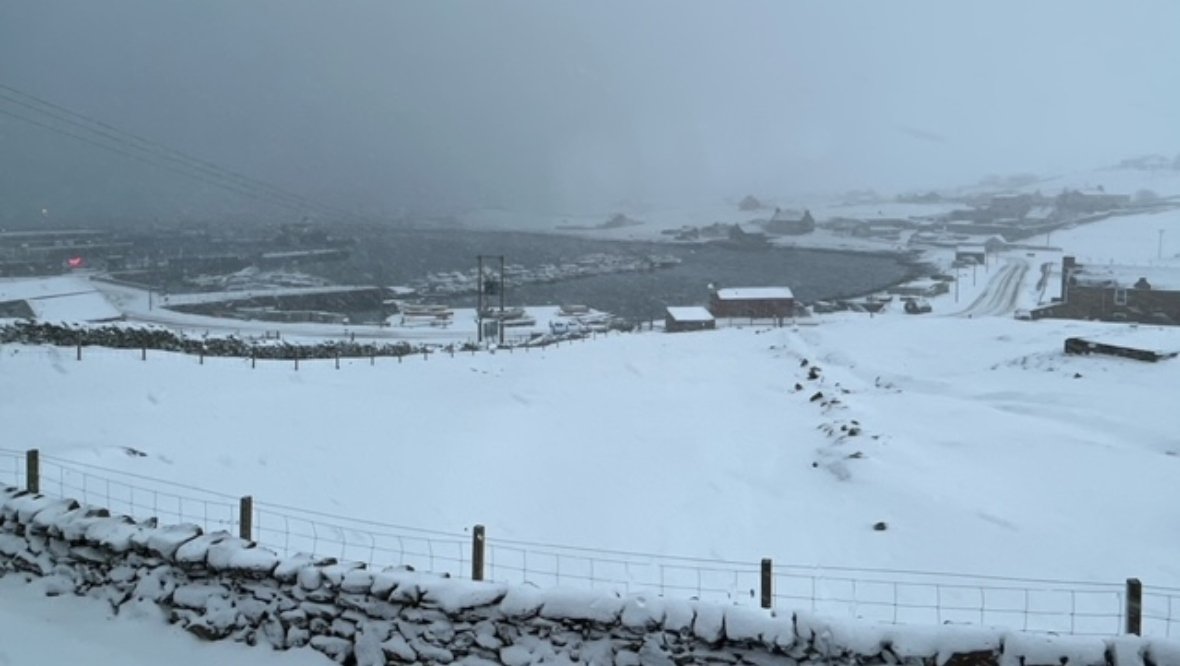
[{"xmin": 709, "ymin": 286, "xmax": 795, "ymax": 319}]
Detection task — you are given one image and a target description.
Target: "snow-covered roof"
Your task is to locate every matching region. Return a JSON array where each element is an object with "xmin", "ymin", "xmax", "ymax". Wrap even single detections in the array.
[
  {"xmin": 715, "ymin": 287, "xmax": 794, "ymax": 300},
  {"xmin": 956, "ymin": 244, "xmax": 987, "ymax": 253},
  {"xmin": 1024, "ymin": 205, "xmax": 1055, "ymax": 220},
  {"xmin": 665, "ymin": 306, "xmax": 714, "ymax": 322}
]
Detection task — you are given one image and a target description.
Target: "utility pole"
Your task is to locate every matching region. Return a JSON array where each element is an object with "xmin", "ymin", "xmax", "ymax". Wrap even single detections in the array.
[
  {"xmin": 475, "ymin": 255, "xmax": 506, "ymax": 344},
  {"xmin": 1159, "ymin": 229, "xmax": 1165, "ymax": 261},
  {"xmin": 476, "ymin": 255, "xmax": 484, "ymax": 342},
  {"xmin": 498, "ymin": 255, "xmax": 505, "ymax": 345}
]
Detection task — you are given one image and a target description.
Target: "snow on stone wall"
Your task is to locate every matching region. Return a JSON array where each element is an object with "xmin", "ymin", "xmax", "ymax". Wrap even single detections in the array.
[{"xmin": 1, "ymin": 486, "xmax": 1174, "ymax": 665}]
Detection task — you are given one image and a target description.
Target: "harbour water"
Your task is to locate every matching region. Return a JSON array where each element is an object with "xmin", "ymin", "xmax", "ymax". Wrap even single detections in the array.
[{"xmin": 333, "ymin": 229, "xmax": 923, "ymax": 321}]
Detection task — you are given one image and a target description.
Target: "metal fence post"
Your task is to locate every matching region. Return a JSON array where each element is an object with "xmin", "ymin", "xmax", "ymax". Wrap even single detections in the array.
[
  {"xmin": 472, "ymin": 524, "xmax": 486, "ymax": 581},
  {"xmin": 25, "ymin": 449, "xmax": 39, "ymax": 494},
  {"xmin": 1126, "ymin": 578, "xmax": 1142, "ymax": 635},
  {"xmin": 761, "ymin": 558, "xmax": 773, "ymax": 609},
  {"xmin": 239, "ymin": 496, "xmax": 253, "ymax": 541}
]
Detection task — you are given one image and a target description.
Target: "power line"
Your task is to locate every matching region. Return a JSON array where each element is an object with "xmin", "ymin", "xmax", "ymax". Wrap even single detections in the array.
[
  {"xmin": 0, "ymin": 90, "xmax": 322, "ymax": 215},
  {"xmin": 0, "ymin": 82, "xmax": 364, "ymax": 221},
  {"xmin": 0, "ymin": 106, "xmax": 295, "ymax": 208},
  {"xmin": 0, "ymin": 81, "xmax": 369, "ymax": 223}
]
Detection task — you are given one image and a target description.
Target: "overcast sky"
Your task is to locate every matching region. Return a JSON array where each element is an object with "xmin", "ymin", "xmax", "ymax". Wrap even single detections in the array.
[{"xmin": 1, "ymin": 0, "xmax": 1178, "ymax": 223}]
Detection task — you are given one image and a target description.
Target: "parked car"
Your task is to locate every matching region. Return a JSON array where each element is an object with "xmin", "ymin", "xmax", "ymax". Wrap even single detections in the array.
[{"xmin": 904, "ymin": 298, "xmax": 932, "ymax": 314}]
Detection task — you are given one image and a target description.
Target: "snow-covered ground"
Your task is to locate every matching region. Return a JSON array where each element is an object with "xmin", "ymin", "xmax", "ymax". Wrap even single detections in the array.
[
  {"xmin": 1054, "ymin": 207, "xmax": 1180, "ymax": 265},
  {"xmin": 86, "ymin": 278, "xmax": 598, "ymax": 344},
  {"xmin": 0, "ymin": 275, "xmax": 122, "ymax": 322},
  {"xmin": 0, "ymin": 575, "xmax": 331, "ymax": 665},
  {"xmin": 3, "ymin": 314, "xmax": 1178, "ymax": 590}
]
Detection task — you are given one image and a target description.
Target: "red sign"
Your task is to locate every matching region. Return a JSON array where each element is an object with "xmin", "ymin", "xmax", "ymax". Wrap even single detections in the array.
[{"xmin": 67, "ymin": 256, "xmax": 84, "ymax": 268}]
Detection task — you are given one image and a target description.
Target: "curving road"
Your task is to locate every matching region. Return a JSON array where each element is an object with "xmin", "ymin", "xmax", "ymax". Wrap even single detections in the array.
[{"xmin": 954, "ymin": 258, "xmax": 1030, "ymax": 317}]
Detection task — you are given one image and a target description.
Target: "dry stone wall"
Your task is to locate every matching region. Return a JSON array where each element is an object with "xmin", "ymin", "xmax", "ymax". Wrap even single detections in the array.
[{"xmin": 2, "ymin": 486, "xmax": 1177, "ymax": 666}]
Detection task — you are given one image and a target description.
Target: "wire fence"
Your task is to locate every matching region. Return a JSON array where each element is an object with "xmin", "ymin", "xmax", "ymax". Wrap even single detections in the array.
[
  {"xmin": 0, "ymin": 449, "xmax": 23, "ymax": 489},
  {"xmin": 30, "ymin": 452, "xmax": 240, "ymax": 531},
  {"xmin": 251, "ymin": 502, "xmax": 469, "ymax": 577},
  {"xmin": 0, "ymin": 335, "xmax": 612, "ymax": 369},
  {"xmin": 2, "ymin": 446, "xmax": 1179, "ymax": 638},
  {"xmin": 771, "ymin": 568, "xmax": 1125, "ymax": 636}
]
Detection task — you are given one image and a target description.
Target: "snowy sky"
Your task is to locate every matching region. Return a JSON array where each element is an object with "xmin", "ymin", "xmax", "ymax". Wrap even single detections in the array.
[{"xmin": 2, "ymin": 0, "xmax": 1179, "ymax": 221}]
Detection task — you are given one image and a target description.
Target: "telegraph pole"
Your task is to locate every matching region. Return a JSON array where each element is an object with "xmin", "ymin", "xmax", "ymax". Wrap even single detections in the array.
[
  {"xmin": 476, "ymin": 255, "xmax": 484, "ymax": 342},
  {"xmin": 1159, "ymin": 229, "xmax": 1165, "ymax": 261},
  {"xmin": 475, "ymin": 255, "xmax": 506, "ymax": 344}
]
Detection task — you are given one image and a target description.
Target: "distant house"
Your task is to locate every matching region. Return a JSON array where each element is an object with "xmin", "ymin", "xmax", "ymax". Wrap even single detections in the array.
[
  {"xmin": 988, "ymin": 193, "xmax": 1038, "ymax": 218},
  {"xmin": 761, "ymin": 208, "xmax": 816, "ymax": 235},
  {"xmin": 709, "ymin": 286, "xmax": 795, "ymax": 319},
  {"xmin": 665, "ymin": 306, "xmax": 716, "ymax": 332},
  {"xmin": 1055, "ymin": 190, "xmax": 1130, "ymax": 214},
  {"xmin": 1032, "ymin": 256, "xmax": 1180, "ymax": 325},
  {"xmin": 713, "ymin": 224, "xmax": 771, "ymax": 250},
  {"xmin": 955, "ymin": 244, "xmax": 987, "ymax": 265},
  {"xmin": 738, "ymin": 195, "xmax": 765, "ymax": 211}
]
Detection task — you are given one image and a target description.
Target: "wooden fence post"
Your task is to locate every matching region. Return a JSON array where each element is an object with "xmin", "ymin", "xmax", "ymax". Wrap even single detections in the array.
[
  {"xmin": 239, "ymin": 496, "xmax": 253, "ymax": 541},
  {"xmin": 141, "ymin": 347, "xmax": 146, "ymax": 361},
  {"xmin": 294, "ymin": 353, "xmax": 299, "ymax": 371},
  {"xmin": 25, "ymin": 449, "xmax": 39, "ymax": 494},
  {"xmin": 251, "ymin": 350, "xmax": 256, "ymax": 369},
  {"xmin": 76, "ymin": 342, "xmax": 82, "ymax": 361},
  {"xmin": 761, "ymin": 558, "xmax": 773, "ymax": 609},
  {"xmin": 335, "ymin": 352, "xmax": 340, "ymax": 370},
  {"xmin": 472, "ymin": 524, "xmax": 486, "ymax": 581},
  {"xmin": 1126, "ymin": 578, "xmax": 1142, "ymax": 635}
]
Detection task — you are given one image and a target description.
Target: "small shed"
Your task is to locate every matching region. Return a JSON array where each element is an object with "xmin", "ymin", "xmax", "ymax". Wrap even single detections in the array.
[
  {"xmin": 710, "ymin": 287, "xmax": 795, "ymax": 318},
  {"xmin": 665, "ymin": 306, "xmax": 716, "ymax": 332},
  {"xmin": 955, "ymin": 244, "xmax": 987, "ymax": 265}
]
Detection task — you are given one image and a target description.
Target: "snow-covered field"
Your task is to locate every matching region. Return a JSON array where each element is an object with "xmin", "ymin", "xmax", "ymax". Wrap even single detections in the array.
[
  {"xmin": 0, "ymin": 275, "xmax": 122, "ymax": 322},
  {"xmin": 1055, "ymin": 207, "xmax": 1180, "ymax": 265}
]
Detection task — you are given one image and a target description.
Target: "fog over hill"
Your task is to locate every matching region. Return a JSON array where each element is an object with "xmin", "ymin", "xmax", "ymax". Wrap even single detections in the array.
[{"xmin": 1, "ymin": 1, "xmax": 1179, "ymax": 224}]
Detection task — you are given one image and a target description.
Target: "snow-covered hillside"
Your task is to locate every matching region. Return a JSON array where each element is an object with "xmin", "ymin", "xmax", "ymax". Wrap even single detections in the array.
[{"xmin": 3, "ymin": 314, "xmax": 1177, "ymax": 591}]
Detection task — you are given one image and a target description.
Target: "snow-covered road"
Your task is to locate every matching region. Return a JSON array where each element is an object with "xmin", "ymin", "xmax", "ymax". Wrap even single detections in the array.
[{"xmin": 953, "ymin": 259, "xmax": 1030, "ymax": 317}]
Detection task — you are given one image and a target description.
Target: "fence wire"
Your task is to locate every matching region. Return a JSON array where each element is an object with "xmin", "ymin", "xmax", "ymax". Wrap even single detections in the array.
[
  {"xmin": 771, "ymin": 571, "xmax": 1124, "ymax": 636},
  {"xmin": 252, "ymin": 502, "xmax": 468, "ymax": 576},
  {"xmin": 1143, "ymin": 589, "xmax": 1180, "ymax": 638},
  {"xmin": 34, "ymin": 455, "xmax": 239, "ymax": 532},
  {"xmin": 0, "ymin": 449, "xmax": 24, "ymax": 489},
  {"xmin": 485, "ymin": 540, "xmax": 762, "ymax": 603},
  {"xmin": 3, "ymin": 448, "xmax": 1180, "ymax": 638}
]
